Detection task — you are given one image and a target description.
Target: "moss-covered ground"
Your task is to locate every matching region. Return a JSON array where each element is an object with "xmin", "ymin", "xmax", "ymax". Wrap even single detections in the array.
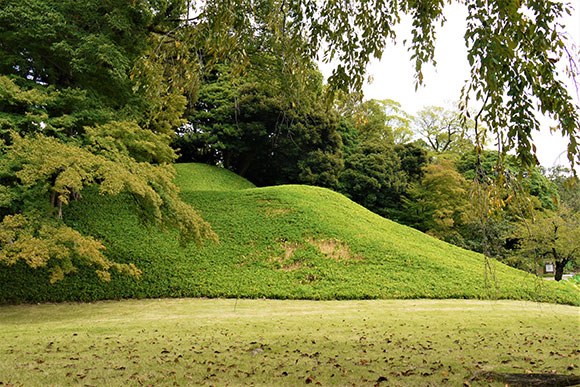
[
  {"xmin": 0, "ymin": 299, "xmax": 578, "ymax": 386},
  {"xmin": 0, "ymin": 163, "xmax": 577, "ymax": 305}
]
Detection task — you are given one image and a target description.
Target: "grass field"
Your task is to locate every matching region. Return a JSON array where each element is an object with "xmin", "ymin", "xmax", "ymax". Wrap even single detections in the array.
[
  {"xmin": 0, "ymin": 299, "xmax": 578, "ymax": 386},
  {"xmin": 0, "ymin": 163, "xmax": 578, "ymax": 304}
]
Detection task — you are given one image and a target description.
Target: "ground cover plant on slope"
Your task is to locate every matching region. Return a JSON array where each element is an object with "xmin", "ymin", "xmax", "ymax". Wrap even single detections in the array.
[
  {"xmin": 173, "ymin": 163, "xmax": 257, "ymax": 192},
  {"xmin": 0, "ymin": 299, "xmax": 578, "ymax": 386},
  {"xmin": 0, "ymin": 163, "xmax": 577, "ymax": 305}
]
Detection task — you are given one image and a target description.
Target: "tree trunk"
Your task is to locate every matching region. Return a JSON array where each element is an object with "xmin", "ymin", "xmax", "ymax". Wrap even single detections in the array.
[
  {"xmin": 552, "ymin": 247, "xmax": 568, "ymax": 281},
  {"xmin": 237, "ymin": 152, "xmax": 254, "ymax": 177},
  {"xmin": 50, "ymin": 190, "xmax": 63, "ymax": 219},
  {"xmin": 554, "ymin": 259, "xmax": 568, "ymax": 281},
  {"xmin": 50, "ymin": 190, "xmax": 56, "ymax": 208},
  {"xmin": 57, "ymin": 198, "xmax": 63, "ymax": 219}
]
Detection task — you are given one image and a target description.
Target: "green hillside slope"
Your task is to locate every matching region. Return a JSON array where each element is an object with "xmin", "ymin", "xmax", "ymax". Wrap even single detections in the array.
[
  {"xmin": 0, "ymin": 163, "xmax": 577, "ymax": 305},
  {"xmin": 173, "ymin": 163, "xmax": 256, "ymax": 191}
]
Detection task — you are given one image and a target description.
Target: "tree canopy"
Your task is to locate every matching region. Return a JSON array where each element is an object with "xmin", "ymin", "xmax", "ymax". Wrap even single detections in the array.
[
  {"xmin": 174, "ymin": 52, "xmax": 344, "ymax": 188},
  {"xmin": 189, "ymin": 0, "xmax": 579, "ymax": 169}
]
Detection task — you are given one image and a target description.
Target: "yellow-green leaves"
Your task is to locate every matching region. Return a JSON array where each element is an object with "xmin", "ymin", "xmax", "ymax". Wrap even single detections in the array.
[
  {"xmin": 85, "ymin": 121, "xmax": 176, "ymax": 164},
  {"xmin": 0, "ymin": 130, "xmax": 215, "ymax": 281},
  {"xmin": 0, "ymin": 213, "xmax": 141, "ymax": 283},
  {"xmin": 0, "ymin": 1, "xmax": 218, "ymax": 283},
  {"xmin": 405, "ymin": 160, "xmax": 471, "ymax": 241}
]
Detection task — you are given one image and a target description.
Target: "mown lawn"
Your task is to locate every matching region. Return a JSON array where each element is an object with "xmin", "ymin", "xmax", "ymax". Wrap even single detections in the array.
[{"xmin": 0, "ymin": 299, "xmax": 578, "ymax": 386}]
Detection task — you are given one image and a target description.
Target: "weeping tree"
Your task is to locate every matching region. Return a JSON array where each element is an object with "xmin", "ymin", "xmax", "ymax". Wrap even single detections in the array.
[{"xmin": 192, "ymin": 0, "xmax": 579, "ymax": 167}]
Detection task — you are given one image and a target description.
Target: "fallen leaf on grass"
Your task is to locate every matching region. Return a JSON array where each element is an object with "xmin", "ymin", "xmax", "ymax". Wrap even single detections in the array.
[{"xmin": 251, "ymin": 348, "xmax": 264, "ymax": 356}]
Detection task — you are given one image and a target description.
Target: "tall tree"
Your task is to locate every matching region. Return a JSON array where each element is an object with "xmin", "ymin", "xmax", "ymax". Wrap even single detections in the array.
[
  {"xmin": 0, "ymin": 0, "xmax": 215, "ymax": 282},
  {"xmin": 174, "ymin": 51, "xmax": 344, "ymax": 188},
  {"xmin": 413, "ymin": 106, "xmax": 476, "ymax": 156}
]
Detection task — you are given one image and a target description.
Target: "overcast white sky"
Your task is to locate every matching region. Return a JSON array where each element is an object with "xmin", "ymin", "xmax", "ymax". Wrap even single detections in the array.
[{"xmin": 319, "ymin": 3, "xmax": 580, "ymax": 171}]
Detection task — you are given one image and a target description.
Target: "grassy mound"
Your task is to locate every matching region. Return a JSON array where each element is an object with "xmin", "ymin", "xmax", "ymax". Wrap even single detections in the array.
[{"xmin": 0, "ymin": 163, "xmax": 577, "ymax": 304}]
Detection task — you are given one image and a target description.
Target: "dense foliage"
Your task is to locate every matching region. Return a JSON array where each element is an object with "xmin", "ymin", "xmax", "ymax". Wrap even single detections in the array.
[
  {"xmin": 174, "ymin": 57, "xmax": 344, "ymax": 188},
  {"xmin": 0, "ymin": 0, "xmax": 215, "ymax": 281}
]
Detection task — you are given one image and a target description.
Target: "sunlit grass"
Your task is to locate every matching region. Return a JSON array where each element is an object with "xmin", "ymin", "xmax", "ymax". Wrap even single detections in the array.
[
  {"xmin": 0, "ymin": 299, "xmax": 578, "ymax": 385},
  {"xmin": 173, "ymin": 162, "xmax": 256, "ymax": 192}
]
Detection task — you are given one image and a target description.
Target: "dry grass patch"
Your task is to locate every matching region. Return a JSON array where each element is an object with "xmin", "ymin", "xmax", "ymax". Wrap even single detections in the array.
[
  {"xmin": 308, "ymin": 238, "xmax": 363, "ymax": 261},
  {"xmin": 279, "ymin": 261, "xmax": 305, "ymax": 271},
  {"xmin": 270, "ymin": 238, "xmax": 363, "ymax": 271},
  {"xmin": 269, "ymin": 241, "xmax": 305, "ymax": 271}
]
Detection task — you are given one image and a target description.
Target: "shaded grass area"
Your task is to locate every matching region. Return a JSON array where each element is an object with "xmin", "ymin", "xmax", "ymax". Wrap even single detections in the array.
[
  {"xmin": 0, "ymin": 299, "xmax": 578, "ymax": 386},
  {"xmin": 0, "ymin": 163, "xmax": 578, "ymax": 304}
]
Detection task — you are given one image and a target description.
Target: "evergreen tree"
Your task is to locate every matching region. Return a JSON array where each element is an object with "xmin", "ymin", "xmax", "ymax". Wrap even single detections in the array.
[
  {"xmin": 175, "ymin": 54, "xmax": 344, "ymax": 188},
  {"xmin": 0, "ymin": 0, "xmax": 215, "ymax": 282}
]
